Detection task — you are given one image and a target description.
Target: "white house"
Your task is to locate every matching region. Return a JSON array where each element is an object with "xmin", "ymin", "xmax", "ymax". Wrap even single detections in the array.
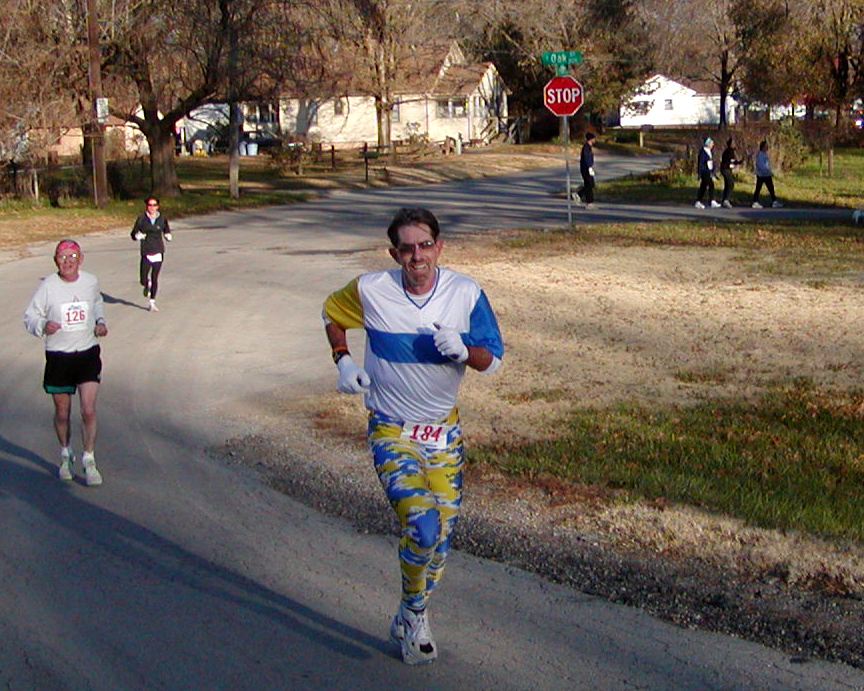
[
  {"xmin": 278, "ymin": 42, "xmax": 509, "ymax": 148},
  {"xmin": 620, "ymin": 74, "xmax": 736, "ymax": 128}
]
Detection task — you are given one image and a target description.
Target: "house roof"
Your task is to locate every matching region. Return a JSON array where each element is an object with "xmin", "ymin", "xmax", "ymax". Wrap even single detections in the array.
[
  {"xmin": 282, "ymin": 40, "xmax": 499, "ymax": 99},
  {"xmin": 638, "ymin": 74, "xmax": 718, "ymax": 97}
]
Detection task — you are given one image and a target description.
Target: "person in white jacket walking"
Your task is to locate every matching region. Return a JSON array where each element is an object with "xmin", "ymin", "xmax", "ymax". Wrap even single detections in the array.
[
  {"xmin": 23, "ymin": 239, "xmax": 108, "ymax": 486},
  {"xmin": 751, "ymin": 140, "xmax": 783, "ymax": 208}
]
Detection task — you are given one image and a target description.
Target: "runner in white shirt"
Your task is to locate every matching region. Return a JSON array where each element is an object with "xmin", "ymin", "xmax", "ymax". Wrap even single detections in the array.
[
  {"xmin": 323, "ymin": 208, "xmax": 503, "ymax": 665},
  {"xmin": 23, "ymin": 239, "xmax": 107, "ymax": 486}
]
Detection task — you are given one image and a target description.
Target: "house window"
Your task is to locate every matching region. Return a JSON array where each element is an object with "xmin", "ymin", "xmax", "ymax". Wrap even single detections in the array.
[
  {"xmin": 248, "ymin": 102, "xmax": 278, "ymax": 125},
  {"xmin": 436, "ymin": 98, "xmax": 467, "ymax": 118},
  {"xmin": 628, "ymin": 100, "xmax": 652, "ymax": 116},
  {"xmin": 665, "ymin": 99, "xmax": 674, "ymax": 110},
  {"xmin": 334, "ymin": 98, "xmax": 344, "ymax": 116},
  {"xmin": 390, "ymin": 101, "xmax": 400, "ymax": 123}
]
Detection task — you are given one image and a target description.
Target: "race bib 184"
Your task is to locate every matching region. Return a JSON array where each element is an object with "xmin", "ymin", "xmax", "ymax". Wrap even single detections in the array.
[{"xmin": 400, "ymin": 421, "xmax": 453, "ymax": 450}]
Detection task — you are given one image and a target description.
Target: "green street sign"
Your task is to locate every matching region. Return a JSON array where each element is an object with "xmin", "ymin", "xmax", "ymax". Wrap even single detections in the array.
[{"xmin": 541, "ymin": 50, "xmax": 582, "ymax": 66}]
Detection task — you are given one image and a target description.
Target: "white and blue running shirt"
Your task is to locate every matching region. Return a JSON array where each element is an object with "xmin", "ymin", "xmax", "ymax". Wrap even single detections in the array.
[{"xmin": 324, "ymin": 267, "xmax": 503, "ymax": 422}]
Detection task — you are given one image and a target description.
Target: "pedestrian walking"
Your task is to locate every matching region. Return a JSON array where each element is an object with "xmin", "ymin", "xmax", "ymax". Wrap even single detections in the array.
[
  {"xmin": 720, "ymin": 137, "xmax": 743, "ymax": 208},
  {"xmin": 576, "ymin": 132, "xmax": 596, "ymax": 208},
  {"xmin": 322, "ymin": 207, "xmax": 504, "ymax": 665},
  {"xmin": 131, "ymin": 196, "xmax": 172, "ymax": 311},
  {"xmin": 751, "ymin": 140, "xmax": 783, "ymax": 208},
  {"xmin": 695, "ymin": 137, "xmax": 721, "ymax": 209},
  {"xmin": 23, "ymin": 239, "xmax": 107, "ymax": 486}
]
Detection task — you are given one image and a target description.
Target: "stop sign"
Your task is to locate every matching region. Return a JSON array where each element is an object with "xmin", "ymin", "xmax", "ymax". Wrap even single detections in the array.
[{"xmin": 543, "ymin": 75, "xmax": 583, "ymax": 116}]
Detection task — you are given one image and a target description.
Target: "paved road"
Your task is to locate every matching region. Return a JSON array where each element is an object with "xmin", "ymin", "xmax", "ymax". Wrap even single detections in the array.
[{"xmin": 2, "ymin": 155, "xmax": 862, "ymax": 690}]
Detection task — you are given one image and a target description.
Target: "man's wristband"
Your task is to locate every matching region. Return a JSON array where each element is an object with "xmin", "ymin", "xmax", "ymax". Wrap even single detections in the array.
[{"xmin": 332, "ymin": 347, "xmax": 350, "ymax": 364}]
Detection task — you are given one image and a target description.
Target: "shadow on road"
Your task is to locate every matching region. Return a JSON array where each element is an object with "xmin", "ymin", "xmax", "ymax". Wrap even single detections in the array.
[{"xmin": 0, "ymin": 436, "xmax": 389, "ymax": 665}]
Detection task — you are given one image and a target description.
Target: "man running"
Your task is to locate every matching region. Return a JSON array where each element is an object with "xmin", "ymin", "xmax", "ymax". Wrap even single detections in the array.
[
  {"xmin": 322, "ymin": 207, "xmax": 504, "ymax": 665},
  {"xmin": 23, "ymin": 239, "xmax": 107, "ymax": 486}
]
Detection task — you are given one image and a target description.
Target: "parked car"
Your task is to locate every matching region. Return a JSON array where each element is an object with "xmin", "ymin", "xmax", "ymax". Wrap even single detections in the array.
[
  {"xmin": 242, "ymin": 130, "xmax": 282, "ymax": 151},
  {"xmin": 209, "ymin": 130, "xmax": 282, "ymax": 154}
]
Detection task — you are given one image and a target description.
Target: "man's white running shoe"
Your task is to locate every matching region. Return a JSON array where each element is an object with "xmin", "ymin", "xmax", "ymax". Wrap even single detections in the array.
[
  {"xmin": 722, "ymin": 200, "xmax": 732, "ymax": 208},
  {"xmin": 58, "ymin": 450, "xmax": 74, "ymax": 482},
  {"xmin": 710, "ymin": 200, "xmax": 721, "ymax": 208},
  {"xmin": 149, "ymin": 299, "xmax": 159, "ymax": 312},
  {"xmin": 83, "ymin": 459, "xmax": 103, "ymax": 487},
  {"xmin": 751, "ymin": 201, "xmax": 763, "ymax": 209},
  {"xmin": 390, "ymin": 604, "xmax": 437, "ymax": 665},
  {"xmin": 694, "ymin": 201, "xmax": 705, "ymax": 209},
  {"xmin": 772, "ymin": 200, "xmax": 783, "ymax": 208}
]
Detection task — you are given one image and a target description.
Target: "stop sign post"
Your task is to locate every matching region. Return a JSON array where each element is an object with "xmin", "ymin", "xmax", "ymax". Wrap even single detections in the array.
[
  {"xmin": 543, "ymin": 75, "xmax": 583, "ymax": 117},
  {"xmin": 543, "ymin": 75, "xmax": 584, "ymax": 226}
]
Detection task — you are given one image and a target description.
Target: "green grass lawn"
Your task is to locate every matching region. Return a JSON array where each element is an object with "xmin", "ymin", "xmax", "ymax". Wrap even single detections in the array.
[
  {"xmin": 472, "ymin": 380, "xmax": 864, "ymax": 542},
  {"xmin": 474, "ymin": 219, "xmax": 864, "ymax": 543}
]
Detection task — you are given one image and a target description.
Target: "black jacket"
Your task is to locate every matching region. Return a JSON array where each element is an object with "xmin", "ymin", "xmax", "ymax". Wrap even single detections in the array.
[
  {"xmin": 580, "ymin": 143, "xmax": 594, "ymax": 177},
  {"xmin": 131, "ymin": 213, "xmax": 171, "ymax": 255}
]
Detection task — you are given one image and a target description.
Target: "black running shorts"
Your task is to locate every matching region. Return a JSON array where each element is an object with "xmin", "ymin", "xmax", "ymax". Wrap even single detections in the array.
[{"xmin": 43, "ymin": 345, "xmax": 102, "ymax": 394}]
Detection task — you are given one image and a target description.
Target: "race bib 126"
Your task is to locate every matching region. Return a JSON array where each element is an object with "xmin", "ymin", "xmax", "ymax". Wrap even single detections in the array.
[{"xmin": 60, "ymin": 301, "xmax": 88, "ymax": 331}]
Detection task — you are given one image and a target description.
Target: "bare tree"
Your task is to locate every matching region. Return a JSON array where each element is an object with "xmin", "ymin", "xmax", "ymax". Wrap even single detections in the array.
[
  {"xmin": 639, "ymin": 0, "xmax": 791, "ymax": 128},
  {"xmin": 0, "ymin": 0, "xmax": 89, "ymax": 161},
  {"xmin": 798, "ymin": 0, "xmax": 864, "ymax": 127},
  {"xmin": 316, "ymin": 0, "xmax": 438, "ymax": 149}
]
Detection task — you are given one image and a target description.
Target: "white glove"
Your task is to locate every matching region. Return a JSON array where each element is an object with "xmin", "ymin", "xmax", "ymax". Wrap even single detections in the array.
[
  {"xmin": 164, "ymin": 233, "xmax": 172, "ymax": 242},
  {"xmin": 433, "ymin": 323, "xmax": 468, "ymax": 363},
  {"xmin": 336, "ymin": 354, "xmax": 371, "ymax": 394},
  {"xmin": 134, "ymin": 231, "xmax": 145, "ymax": 241}
]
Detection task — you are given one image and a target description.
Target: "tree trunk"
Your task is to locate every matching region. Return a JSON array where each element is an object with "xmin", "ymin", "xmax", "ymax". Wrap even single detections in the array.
[
  {"xmin": 148, "ymin": 128, "xmax": 181, "ymax": 197},
  {"xmin": 376, "ymin": 97, "xmax": 392, "ymax": 150},
  {"xmin": 229, "ymin": 101, "xmax": 240, "ymax": 199},
  {"xmin": 718, "ymin": 51, "xmax": 730, "ymax": 129}
]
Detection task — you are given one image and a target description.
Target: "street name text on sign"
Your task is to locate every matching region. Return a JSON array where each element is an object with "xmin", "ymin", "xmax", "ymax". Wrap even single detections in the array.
[
  {"xmin": 543, "ymin": 75, "xmax": 584, "ymax": 117},
  {"xmin": 540, "ymin": 50, "xmax": 582, "ymax": 66}
]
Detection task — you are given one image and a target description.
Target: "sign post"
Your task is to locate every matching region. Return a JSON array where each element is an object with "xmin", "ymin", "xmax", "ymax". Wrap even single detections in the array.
[{"xmin": 543, "ymin": 74, "xmax": 584, "ymax": 225}]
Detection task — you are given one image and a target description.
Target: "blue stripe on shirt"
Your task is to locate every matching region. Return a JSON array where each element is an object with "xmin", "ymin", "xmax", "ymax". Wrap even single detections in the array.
[{"xmin": 368, "ymin": 330, "xmax": 451, "ymax": 364}]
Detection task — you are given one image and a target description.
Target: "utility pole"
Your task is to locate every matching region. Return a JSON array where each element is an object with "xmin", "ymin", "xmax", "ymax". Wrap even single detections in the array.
[
  {"xmin": 228, "ymin": 16, "xmax": 240, "ymax": 199},
  {"xmin": 86, "ymin": 0, "xmax": 109, "ymax": 207}
]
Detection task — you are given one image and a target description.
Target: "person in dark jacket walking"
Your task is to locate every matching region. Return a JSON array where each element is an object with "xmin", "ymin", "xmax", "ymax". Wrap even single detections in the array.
[
  {"xmin": 131, "ymin": 196, "xmax": 172, "ymax": 312},
  {"xmin": 695, "ymin": 137, "xmax": 720, "ymax": 209},
  {"xmin": 719, "ymin": 137, "xmax": 743, "ymax": 208},
  {"xmin": 576, "ymin": 132, "xmax": 597, "ymax": 208}
]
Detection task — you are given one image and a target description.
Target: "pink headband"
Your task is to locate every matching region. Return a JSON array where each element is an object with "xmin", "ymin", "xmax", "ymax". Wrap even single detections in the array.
[{"xmin": 55, "ymin": 239, "xmax": 81, "ymax": 255}]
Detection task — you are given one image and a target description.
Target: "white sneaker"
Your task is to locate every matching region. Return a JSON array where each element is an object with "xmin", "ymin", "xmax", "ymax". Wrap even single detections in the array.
[
  {"xmin": 391, "ymin": 604, "xmax": 437, "ymax": 665},
  {"xmin": 694, "ymin": 201, "xmax": 705, "ymax": 209},
  {"xmin": 751, "ymin": 201, "xmax": 762, "ymax": 209},
  {"xmin": 710, "ymin": 200, "xmax": 721, "ymax": 208},
  {"xmin": 722, "ymin": 200, "xmax": 732, "ymax": 208},
  {"xmin": 772, "ymin": 200, "xmax": 783, "ymax": 208},
  {"xmin": 58, "ymin": 449, "xmax": 74, "ymax": 482},
  {"xmin": 584, "ymin": 203, "xmax": 595, "ymax": 210},
  {"xmin": 82, "ymin": 456, "xmax": 103, "ymax": 487},
  {"xmin": 149, "ymin": 299, "xmax": 159, "ymax": 312}
]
